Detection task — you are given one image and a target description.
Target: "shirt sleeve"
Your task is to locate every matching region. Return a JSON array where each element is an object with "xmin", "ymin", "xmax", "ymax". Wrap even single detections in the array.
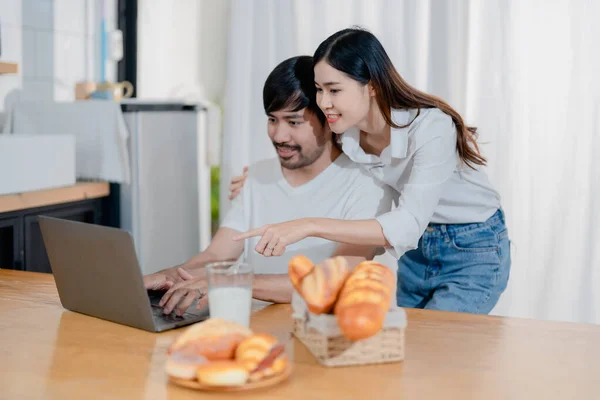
[{"xmin": 376, "ymin": 115, "xmax": 458, "ymax": 259}]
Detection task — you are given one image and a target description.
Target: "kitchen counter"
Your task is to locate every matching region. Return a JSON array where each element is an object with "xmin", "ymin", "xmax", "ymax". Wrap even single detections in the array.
[
  {"xmin": 0, "ymin": 182, "xmax": 110, "ymax": 272},
  {"xmin": 0, "ymin": 181, "xmax": 110, "ymax": 214}
]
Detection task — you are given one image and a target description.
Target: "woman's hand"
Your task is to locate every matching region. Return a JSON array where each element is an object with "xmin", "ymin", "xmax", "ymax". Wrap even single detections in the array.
[
  {"xmin": 228, "ymin": 166, "xmax": 248, "ymax": 200},
  {"xmin": 233, "ymin": 219, "xmax": 317, "ymax": 257}
]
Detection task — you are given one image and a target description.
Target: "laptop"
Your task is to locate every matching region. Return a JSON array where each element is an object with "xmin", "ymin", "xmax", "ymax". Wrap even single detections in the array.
[{"xmin": 38, "ymin": 216, "xmax": 209, "ymax": 332}]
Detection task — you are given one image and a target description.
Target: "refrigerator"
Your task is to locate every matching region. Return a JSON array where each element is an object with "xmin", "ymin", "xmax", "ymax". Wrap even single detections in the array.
[{"xmin": 119, "ymin": 101, "xmax": 212, "ymax": 275}]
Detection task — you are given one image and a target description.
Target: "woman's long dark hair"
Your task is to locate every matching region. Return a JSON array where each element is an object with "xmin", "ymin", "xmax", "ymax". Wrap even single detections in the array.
[{"xmin": 314, "ymin": 27, "xmax": 486, "ymax": 168}]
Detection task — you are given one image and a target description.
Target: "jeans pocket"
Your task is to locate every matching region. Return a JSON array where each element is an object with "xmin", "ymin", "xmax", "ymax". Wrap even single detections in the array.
[{"xmin": 450, "ymin": 226, "xmax": 499, "ymax": 253}]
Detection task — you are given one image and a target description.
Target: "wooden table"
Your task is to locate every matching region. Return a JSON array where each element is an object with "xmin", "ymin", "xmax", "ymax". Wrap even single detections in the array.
[{"xmin": 1, "ymin": 270, "xmax": 599, "ymax": 399}]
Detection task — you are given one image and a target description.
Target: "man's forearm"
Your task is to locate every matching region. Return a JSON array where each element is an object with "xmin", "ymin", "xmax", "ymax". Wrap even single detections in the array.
[
  {"xmin": 180, "ymin": 250, "xmax": 227, "ymax": 273},
  {"xmin": 154, "ymin": 250, "xmax": 223, "ymax": 277},
  {"xmin": 178, "ymin": 228, "xmax": 245, "ymax": 274},
  {"xmin": 252, "ymin": 274, "xmax": 293, "ymax": 304}
]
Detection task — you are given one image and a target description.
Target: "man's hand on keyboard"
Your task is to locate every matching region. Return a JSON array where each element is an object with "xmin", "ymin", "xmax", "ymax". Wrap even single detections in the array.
[{"xmin": 159, "ymin": 268, "xmax": 208, "ymax": 316}]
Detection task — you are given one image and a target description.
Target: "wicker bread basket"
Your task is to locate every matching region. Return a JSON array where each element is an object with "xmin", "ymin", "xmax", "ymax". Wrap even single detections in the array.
[{"xmin": 291, "ymin": 292, "xmax": 406, "ymax": 367}]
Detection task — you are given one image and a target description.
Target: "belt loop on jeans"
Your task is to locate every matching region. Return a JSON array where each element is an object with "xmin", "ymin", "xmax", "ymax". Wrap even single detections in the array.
[
  {"xmin": 440, "ymin": 224, "xmax": 450, "ymax": 242},
  {"xmin": 498, "ymin": 208, "xmax": 505, "ymax": 224}
]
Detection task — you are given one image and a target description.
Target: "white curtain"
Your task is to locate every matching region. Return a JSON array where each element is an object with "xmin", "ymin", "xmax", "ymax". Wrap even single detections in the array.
[
  {"xmin": 219, "ymin": 0, "xmax": 298, "ymax": 217},
  {"xmin": 468, "ymin": 0, "xmax": 600, "ymax": 324},
  {"xmin": 221, "ymin": 0, "xmax": 600, "ymax": 324}
]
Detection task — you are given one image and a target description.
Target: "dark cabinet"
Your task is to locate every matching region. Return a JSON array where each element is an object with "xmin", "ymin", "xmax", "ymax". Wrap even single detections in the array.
[
  {"xmin": 0, "ymin": 217, "xmax": 22, "ymax": 270},
  {"xmin": 0, "ymin": 198, "xmax": 105, "ymax": 273}
]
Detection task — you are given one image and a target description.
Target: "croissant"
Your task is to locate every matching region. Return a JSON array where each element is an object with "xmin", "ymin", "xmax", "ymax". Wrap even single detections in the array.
[
  {"xmin": 289, "ymin": 256, "xmax": 350, "ymax": 314},
  {"xmin": 288, "ymin": 255, "xmax": 315, "ymax": 292}
]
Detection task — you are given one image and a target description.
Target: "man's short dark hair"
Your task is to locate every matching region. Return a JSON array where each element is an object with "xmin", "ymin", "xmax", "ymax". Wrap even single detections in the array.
[{"xmin": 263, "ymin": 56, "xmax": 326, "ymax": 126}]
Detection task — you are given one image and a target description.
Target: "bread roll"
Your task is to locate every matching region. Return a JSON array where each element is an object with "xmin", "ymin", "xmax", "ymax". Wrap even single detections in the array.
[
  {"xmin": 334, "ymin": 261, "xmax": 395, "ymax": 341},
  {"xmin": 165, "ymin": 351, "xmax": 207, "ymax": 380},
  {"xmin": 288, "ymin": 255, "xmax": 315, "ymax": 292},
  {"xmin": 168, "ymin": 318, "xmax": 253, "ymax": 360},
  {"xmin": 235, "ymin": 333, "xmax": 276, "ymax": 371},
  {"xmin": 235, "ymin": 333, "xmax": 288, "ymax": 382},
  {"xmin": 196, "ymin": 361, "xmax": 249, "ymax": 386},
  {"xmin": 299, "ymin": 256, "xmax": 349, "ymax": 314}
]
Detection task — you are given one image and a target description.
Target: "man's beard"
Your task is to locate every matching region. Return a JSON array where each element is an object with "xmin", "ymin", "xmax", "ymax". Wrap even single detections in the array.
[{"xmin": 274, "ymin": 143, "xmax": 325, "ymax": 170}]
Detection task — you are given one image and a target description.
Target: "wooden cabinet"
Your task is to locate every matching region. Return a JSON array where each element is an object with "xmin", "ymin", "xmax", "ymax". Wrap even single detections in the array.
[
  {"xmin": 0, "ymin": 217, "xmax": 22, "ymax": 270},
  {"xmin": 0, "ymin": 183, "xmax": 110, "ymax": 273},
  {"xmin": 0, "ymin": 199, "xmax": 105, "ymax": 273}
]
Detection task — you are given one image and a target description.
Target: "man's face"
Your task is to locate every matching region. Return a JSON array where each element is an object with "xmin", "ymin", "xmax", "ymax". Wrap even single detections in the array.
[{"xmin": 267, "ymin": 108, "xmax": 330, "ymax": 170}]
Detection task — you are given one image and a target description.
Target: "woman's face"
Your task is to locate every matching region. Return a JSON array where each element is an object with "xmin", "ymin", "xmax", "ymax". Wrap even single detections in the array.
[{"xmin": 314, "ymin": 60, "xmax": 372, "ymax": 134}]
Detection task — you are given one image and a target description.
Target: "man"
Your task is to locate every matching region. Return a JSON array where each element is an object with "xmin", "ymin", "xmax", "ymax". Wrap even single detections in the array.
[{"xmin": 145, "ymin": 56, "xmax": 392, "ymax": 316}]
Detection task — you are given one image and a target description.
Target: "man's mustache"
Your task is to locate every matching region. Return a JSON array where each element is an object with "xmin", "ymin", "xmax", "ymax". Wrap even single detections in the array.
[{"xmin": 273, "ymin": 143, "xmax": 301, "ymax": 151}]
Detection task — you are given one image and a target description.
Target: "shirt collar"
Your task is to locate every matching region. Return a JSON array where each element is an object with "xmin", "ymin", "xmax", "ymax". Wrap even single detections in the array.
[{"xmin": 340, "ymin": 109, "xmax": 411, "ymax": 164}]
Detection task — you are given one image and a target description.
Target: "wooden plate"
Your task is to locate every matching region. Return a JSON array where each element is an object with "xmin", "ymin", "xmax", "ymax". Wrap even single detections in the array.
[{"xmin": 169, "ymin": 364, "xmax": 293, "ymax": 392}]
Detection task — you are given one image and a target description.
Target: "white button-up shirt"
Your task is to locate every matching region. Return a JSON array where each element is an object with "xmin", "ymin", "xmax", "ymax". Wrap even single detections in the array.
[{"xmin": 341, "ymin": 107, "xmax": 501, "ymax": 259}]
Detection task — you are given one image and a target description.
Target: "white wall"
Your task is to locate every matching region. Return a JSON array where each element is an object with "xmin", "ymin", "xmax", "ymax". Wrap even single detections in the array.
[
  {"xmin": 0, "ymin": 0, "xmax": 117, "ymax": 119},
  {"xmin": 136, "ymin": 0, "xmax": 229, "ymax": 104},
  {"xmin": 54, "ymin": 0, "xmax": 118, "ymax": 101}
]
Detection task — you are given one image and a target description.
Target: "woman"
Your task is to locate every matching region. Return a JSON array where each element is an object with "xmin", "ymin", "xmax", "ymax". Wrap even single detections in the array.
[{"xmin": 233, "ymin": 28, "xmax": 510, "ymax": 314}]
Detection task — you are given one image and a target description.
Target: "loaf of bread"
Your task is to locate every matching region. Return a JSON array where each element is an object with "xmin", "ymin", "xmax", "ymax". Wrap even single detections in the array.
[
  {"xmin": 288, "ymin": 255, "xmax": 315, "ymax": 292},
  {"xmin": 235, "ymin": 333, "xmax": 288, "ymax": 382},
  {"xmin": 297, "ymin": 256, "xmax": 350, "ymax": 314},
  {"xmin": 168, "ymin": 318, "xmax": 253, "ymax": 360},
  {"xmin": 334, "ymin": 261, "xmax": 395, "ymax": 341}
]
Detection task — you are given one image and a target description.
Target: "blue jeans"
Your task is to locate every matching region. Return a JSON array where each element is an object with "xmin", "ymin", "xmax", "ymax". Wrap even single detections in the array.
[{"xmin": 397, "ymin": 209, "xmax": 511, "ymax": 314}]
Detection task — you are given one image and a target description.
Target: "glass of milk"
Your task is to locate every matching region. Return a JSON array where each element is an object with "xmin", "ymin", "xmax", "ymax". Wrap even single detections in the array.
[{"xmin": 206, "ymin": 261, "xmax": 253, "ymax": 327}]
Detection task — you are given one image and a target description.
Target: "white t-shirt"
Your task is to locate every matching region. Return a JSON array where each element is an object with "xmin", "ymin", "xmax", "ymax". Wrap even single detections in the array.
[{"xmin": 221, "ymin": 154, "xmax": 393, "ymax": 274}]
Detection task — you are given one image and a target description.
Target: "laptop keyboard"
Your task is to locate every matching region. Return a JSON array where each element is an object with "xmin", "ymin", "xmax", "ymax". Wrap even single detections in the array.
[{"xmin": 150, "ymin": 303, "xmax": 186, "ymax": 322}]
